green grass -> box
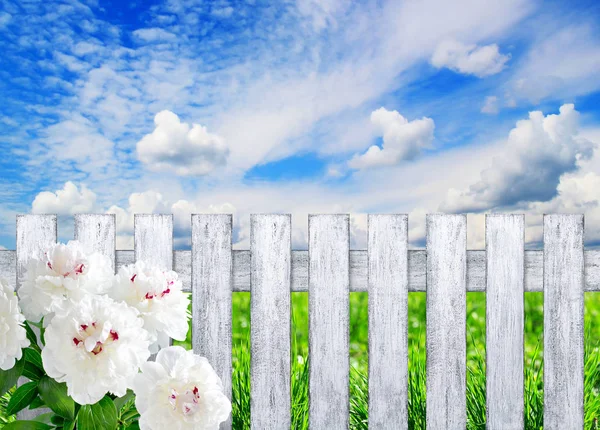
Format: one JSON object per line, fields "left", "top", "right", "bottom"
{"left": 3, "top": 292, "right": 600, "bottom": 429}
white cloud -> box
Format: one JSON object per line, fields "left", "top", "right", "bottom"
{"left": 440, "top": 104, "right": 595, "bottom": 213}
{"left": 0, "top": 12, "right": 11, "bottom": 28}
{"left": 31, "top": 181, "right": 97, "bottom": 215}
{"left": 136, "top": 110, "right": 229, "bottom": 176}
{"left": 132, "top": 28, "right": 177, "bottom": 42}
{"left": 507, "top": 24, "right": 600, "bottom": 103}
{"left": 431, "top": 39, "right": 510, "bottom": 77}
{"left": 481, "top": 96, "right": 499, "bottom": 114}
{"left": 42, "top": 113, "right": 115, "bottom": 170}
{"left": 106, "top": 190, "right": 237, "bottom": 249}
{"left": 211, "top": 6, "right": 234, "bottom": 18}
{"left": 72, "top": 41, "right": 103, "bottom": 56}
{"left": 348, "top": 107, "right": 434, "bottom": 170}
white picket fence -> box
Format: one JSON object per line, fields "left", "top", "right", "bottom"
{"left": 1, "top": 213, "right": 600, "bottom": 429}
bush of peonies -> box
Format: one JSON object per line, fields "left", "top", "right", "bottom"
{"left": 0, "top": 241, "right": 231, "bottom": 429}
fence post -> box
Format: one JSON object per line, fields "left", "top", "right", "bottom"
{"left": 485, "top": 214, "right": 524, "bottom": 429}
{"left": 543, "top": 214, "right": 584, "bottom": 428}
{"left": 74, "top": 214, "right": 116, "bottom": 272}
{"left": 308, "top": 214, "right": 350, "bottom": 429}
{"left": 425, "top": 214, "right": 467, "bottom": 429}
{"left": 191, "top": 214, "right": 232, "bottom": 430}
{"left": 15, "top": 214, "right": 56, "bottom": 420}
{"left": 250, "top": 214, "right": 291, "bottom": 429}
{"left": 368, "top": 214, "right": 408, "bottom": 429}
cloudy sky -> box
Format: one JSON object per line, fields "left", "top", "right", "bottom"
{"left": 1, "top": 0, "right": 599, "bottom": 250}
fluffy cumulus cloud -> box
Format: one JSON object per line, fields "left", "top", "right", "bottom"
{"left": 440, "top": 104, "right": 595, "bottom": 213}
{"left": 137, "top": 111, "right": 229, "bottom": 176}
{"left": 348, "top": 108, "right": 434, "bottom": 170}
{"left": 106, "top": 190, "right": 237, "bottom": 249}
{"left": 431, "top": 40, "right": 510, "bottom": 77}
{"left": 32, "top": 181, "right": 97, "bottom": 215}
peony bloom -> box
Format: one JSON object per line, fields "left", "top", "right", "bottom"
{"left": 0, "top": 277, "right": 30, "bottom": 370}
{"left": 18, "top": 241, "right": 114, "bottom": 322}
{"left": 41, "top": 294, "right": 151, "bottom": 405}
{"left": 133, "top": 346, "right": 231, "bottom": 430}
{"left": 109, "top": 261, "right": 190, "bottom": 352}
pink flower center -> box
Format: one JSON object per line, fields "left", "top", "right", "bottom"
{"left": 72, "top": 322, "right": 119, "bottom": 355}
{"left": 168, "top": 386, "right": 201, "bottom": 416}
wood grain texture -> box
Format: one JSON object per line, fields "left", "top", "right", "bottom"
{"left": 16, "top": 215, "right": 56, "bottom": 420}
{"left": 2, "top": 248, "right": 600, "bottom": 292}
{"left": 308, "top": 215, "right": 350, "bottom": 430}
{"left": 134, "top": 214, "right": 173, "bottom": 270}
{"left": 0, "top": 250, "right": 16, "bottom": 287}
{"left": 368, "top": 214, "right": 408, "bottom": 429}
{"left": 74, "top": 214, "right": 116, "bottom": 272}
{"left": 543, "top": 214, "right": 584, "bottom": 429}
{"left": 250, "top": 215, "right": 291, "bottom": 429}
{"left": 485, "top": 215, "right": 524, "bottom": 429}
{"left": 426, "top": 214, "right": 466, "bottom": 430}
{"left": 191, "top": 215, "right": 232, "bottom": 430}
{"left": 134, "top": 214, "right": 173, "bottom": 355}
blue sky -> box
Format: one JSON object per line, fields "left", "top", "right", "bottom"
{"left": 1, "top": 0, "right": 599, "bottom": 250}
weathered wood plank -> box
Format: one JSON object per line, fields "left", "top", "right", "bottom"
{"left": 486, "top": 214, "right": 524, "bottom": 429}
{"left": 2, "top": 249, "right": 600, "bottom": 292}
{"left": 544, "top": 214, "right": 584, "bottom": 429}
{"left": 16, "top": 214, "right": 56, "bottom": 420}
{"left": 308, "top": 214, "right": 350, "bottom": 430}
{"left": 191, "top": 215, "right": 232, "bottom": 430}
{"left": 368, "top": 214, "right": 408, "bottom": 429}
{"left": 134, "top": 214, "right": 173, "bottom": 270}
{"left": 74, "top": 214, "right": 116, "bottom": 272}
{"left": 250, "top": 215, "right": 291, "bottom": 429}
{"left": 0, "top": 250, "right": 16, "bottom": 287}
{"left": 134, "top": 214, "right": 173, "bottom": 354}
{"left": 426, "top": 214, "right": 466, "bottom": 430}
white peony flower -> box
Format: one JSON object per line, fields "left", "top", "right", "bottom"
{"left": 133, "top": 346, "right": 231, "bottom": 430}
{"left": 0, "top": 277, "right": 30, "bottom": 370}
{"left": 109, "top": 261, "right": 190, "bottom": 352}
{"left": 41, "top": 294, "right": 151, "bottom": 405}
{"left": 18, "top": 240, "right": 114, "bottom": 322}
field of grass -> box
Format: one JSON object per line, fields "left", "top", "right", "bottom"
{"left": 212, "top": 291, "right": 600, "bottom": 430}
{"left": 3, "top": 292, "right": 600, "bottom": 429}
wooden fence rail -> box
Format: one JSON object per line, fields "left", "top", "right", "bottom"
{"left": 1, "top": 213, "right": 599, "bottom": 429}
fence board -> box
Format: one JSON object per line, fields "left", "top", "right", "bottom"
{"left": 74, "top": 214, "right": 115, "bottom": 272}
{"left": 309, "top": 214, "right": 350, "bottom": 430}
{"left": 486, "top": 214, "right": 524, "bottom": 429}
{"left": 426, "top": 214, "right": 466, "bottom": 429}
{"left": 250, "top": 215, "right": 291, "bottom": 429}
{"left": 2, "top": 249, "right": 600, "bottom": 292}
{"left": 134, "top": 214, "right": 173, "bottom": 270}
{"left": 16, "top": 214, "right": 56, "bottom": 420}
{"left": 134, "top": 214, "right": 173, "bottom": 352}
{"left": 191, "top": 215, "right": 232, "bottom": 430}
{"left": 368, "top": 214, "right": 408, "bottom": 428}
{"left": 543, "top": 214, "right": 584, "bottom": 428}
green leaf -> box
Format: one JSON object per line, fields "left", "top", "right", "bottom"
{"left": 32, "top": 412, "right": 54, "bottom": 424}
{"left": 126, "top": 421, "right": 140, "bottom": 430}
{"left": 38, "top": 376, "right": 75, "bottom": 420}
{"left": 29, "top": 395, "right": 45, "bottom": 409}
{"left": 22, "top": 348, "right": 44, "bottom": 381}
{"left": 62, "top": 420, "right": 76, "bottom": 430}
{"left": 50, "top": 414, "right": 64, "bottom": 425}
{"left": 23, "top": 321, "right": 40, "bottom": 352}
{"left": 6, "top": 381, "right": 38, "bottom": 415}
{"left": 2, "top": 421, "right": 53, "bottom": 429}
{"left": 114, "top": 389, "right": 134, "bottom": 411}
{"left": 0, "top": 356, "right": 24, "bottom": 396}
{"left": 77, "top": 395, "right": 118, "bottom": 430}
